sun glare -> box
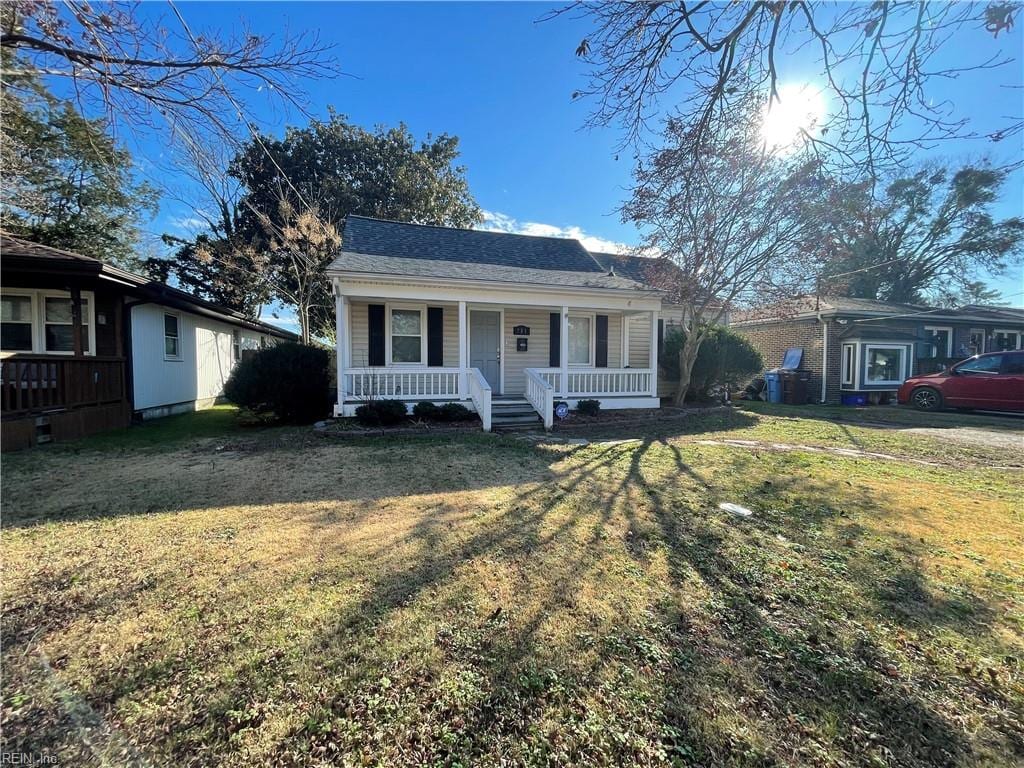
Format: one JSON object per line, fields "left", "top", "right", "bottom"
{"left": 760, "top": 83, "right": 827, "bottom": 152}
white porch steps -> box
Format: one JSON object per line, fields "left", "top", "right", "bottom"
{"left": 490, "top": 396, "right": 543, "bottom": 431}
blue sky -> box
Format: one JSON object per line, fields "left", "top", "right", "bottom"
{"left": 118, "top": 2, "right": 1023, "bottom": 327}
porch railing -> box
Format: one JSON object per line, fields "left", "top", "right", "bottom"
{"left": 1, "top": 355, "right": 127, "bottom": 417}
{"left": 533, "top": 367, "right": 653, "bottom": 397}
{"left": 524, "top": 368, "right": 554, "bottom": 430}
{"left": 343, "top": 367, "right": 462, "bottom": 399}
{"left": 467, "top": 367, "right": 492, "bottom": 432}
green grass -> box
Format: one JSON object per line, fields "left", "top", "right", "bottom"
{"left": 2, "top": 408, "right": 1022, "bottom": 767}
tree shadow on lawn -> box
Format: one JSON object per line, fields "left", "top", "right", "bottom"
{"left": 6, "top": 438, "right": 1018, "bottom": 766}
{"left": 256, "top": 440, "right": 1013, "bottom": 766}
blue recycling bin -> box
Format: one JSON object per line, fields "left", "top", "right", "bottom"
{"left": 764, "top": 370, "right": 783, "bottom": 403}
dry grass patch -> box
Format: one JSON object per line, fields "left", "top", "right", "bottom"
{"left": 2, "top": 413, "right": 1022, "bottom": 767}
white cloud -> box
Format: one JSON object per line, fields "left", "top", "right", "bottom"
{"left": 480, "top": 210, "right": 632, "bottom": 255}
{"left": 168, "top": 214, "right": 208, "bottom": 235}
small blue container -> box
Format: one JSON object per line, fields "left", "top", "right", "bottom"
{"left": 841, "top": 393, "right": 867, "bottom": 406}
{"left": 764, "top": 371, "right": 783, "bottom": 403}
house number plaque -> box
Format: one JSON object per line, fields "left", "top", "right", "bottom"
{"left": 513, "top": 325, "right": 530, "bottom": 336}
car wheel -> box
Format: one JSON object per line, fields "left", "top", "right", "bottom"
{"left": 911, "top": 387, "right": 943, "bottom": 411}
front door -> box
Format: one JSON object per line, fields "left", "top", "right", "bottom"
{"left": 470, "top": 310, "right": 501, "bottom": 393}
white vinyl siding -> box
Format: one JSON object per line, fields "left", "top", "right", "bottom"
{"left": 130, "top": 304, "right": 265, "bottom": 411}
{"left": 347, "top": 300, "right": 460, "bottom": 368}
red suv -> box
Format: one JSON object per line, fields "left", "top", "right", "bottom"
{"left": 898, "top": 351, "right": 1024, "bottom": 412}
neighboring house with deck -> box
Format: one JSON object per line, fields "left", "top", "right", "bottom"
{"left": 731, "top": 295, "right": 1024, "bottom": 404}
{"left": 1, "top": 236, "right": 295, "bottom": 449}
{"left": 328, "top": 216, "right": 686, "bottom": 430}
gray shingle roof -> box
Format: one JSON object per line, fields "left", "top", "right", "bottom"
{"left": 590, "top": 251, "right": 664, "bottom": 285}
{"left": 329, "top": 216, "right": 657, "bottom": 292}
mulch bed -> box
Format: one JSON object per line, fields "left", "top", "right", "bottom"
{"left": 315, "top": 419, "right": 487, "bottom": 439}
{"left": 552, "top": 404, "right": 730, "bottom": 430}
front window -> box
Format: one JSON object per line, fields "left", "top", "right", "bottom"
{"left": 44, "top": 296, "right": 90, "bottom": 353}
{"left": 968, "top": 329, "right": 986, "bottom": 356}
{"left": 1, "top": 295, "right": 33, "bottom": 351}
{"left": 924, "top": 326, "right": 952, "bottom": 357}
{"left": 391, "top": 308, "right": 422, "bottom": 363}
{"left": 954, "top": 355, "right": 1001, "bottom": 375}
{"left": 865, "top": 346, "right": 906, "bottom": 384}
{"left": 994, "top": 331, "right": 1021, "bottom": 351}
{"left": 568, "top": 316, "right": 592, "bottom": 366}
{"left": 164, "top": 314, "right": 181, "bottom": 359}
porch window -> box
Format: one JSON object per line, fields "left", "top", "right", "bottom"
{"left": 391, "top": 308, "right": 423, "bottom": 364}
{"left": 865, "top": 345, "right": 906, "bottom": 385}
{"left": 568, "top": 316, "right": 592, "bottom": 366}
{"left": 1, "top": 295, "right": 34, "bottom": 351}
{"left": 44, "top": 296, "right": 90, "bottom": 353}
{"left": 841, "top": 344, "right": 854, "bottom": 385}
{"left": 994, "top": 330, "right": 1021, "bottom": 351}
{"left": 164, "top": 313, "right": 181, "bottom": 360}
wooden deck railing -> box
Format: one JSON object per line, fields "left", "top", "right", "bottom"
{"left": 1, "top": 356, "right": 127, "bottom": 416}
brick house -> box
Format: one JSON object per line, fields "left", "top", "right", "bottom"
{"left": 731, "top": 296, "right": 1024, "bottom": 404}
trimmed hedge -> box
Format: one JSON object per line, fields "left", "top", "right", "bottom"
{"left": 355, "top": 399, "right": 409, "bottom": 427}
{"left": 224, "top": 343, "right": 331, "bottom": 423}
{"left": 412, "top": 401, "right": 476, "bottom": 422}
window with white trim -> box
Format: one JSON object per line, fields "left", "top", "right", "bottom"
{"left": 567, "top": 315, "right": 592, "bottom": 366}
{"left": 865, "top": 345, "right": 906, "bottom": 385}
{"left": 968, "top": 329, "right": 986, "bottom": 356}
{"left": 164, "top": 313, "right": 181, "bottom": 360}
{"left": 43, "top": 296, "right": 90, "bottom": 353}
{"left": 390, "top": 307, "right": 423, "bottom": 364}
{"left": 232, "top": 329, "right": 241, "bottom": 362}
{"left": 993, "top": 330, "right": 1022, "bottom": 351}
{"left": 0, "top": 290, "right": 95, "bottom": 354}
{"left": 923, "top": 325, "right": 953, "bottom": 357}
{"left": 1, "top": 294, "right": 34, "bottom": 351}
{"left": 841, "top": 344, "right": 855, "bottom": 385}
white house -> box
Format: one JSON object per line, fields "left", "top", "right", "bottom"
{"left": 328, "top": 216, "right": 685, "bottom": 430}
{"left": 1, "top": 236, "right": 296, "bottom": 448}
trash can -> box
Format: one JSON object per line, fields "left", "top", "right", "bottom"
{"left": 781, "top": 370, "right": 811, "bottom": 404}
{"left": 764, "top": 370, "right": 783, "bottom": 403}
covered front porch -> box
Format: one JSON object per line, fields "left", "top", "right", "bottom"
{"left": 332, "top": 277, "right": 664, "bottom": 430}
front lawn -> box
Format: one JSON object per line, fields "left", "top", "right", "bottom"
{"left": 3, "top": 408, "right": 1022, "bottom": 766}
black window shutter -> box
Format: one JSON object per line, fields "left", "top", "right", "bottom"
{"left": 595, "top": 315, "right": 609, "bottom": 368}
{"left": 657, "top": 319, "right": 664, "bottom": 358}
{"left": 549, "top": 313, "right": 560, "bottom": 367}
{"left": 368, "top": 304, "right": 385, "bottom": 366}
{"left": 427, "top": 307, "right": 443, "bottom": 366}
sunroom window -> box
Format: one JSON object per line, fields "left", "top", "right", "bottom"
{"left": 391, "top": 308, "right": 422, "bottom": 363}
{"left": 865, "top": 346, "right": 905, "bottom": 384}
{"left": 568, "top": 316, "right": 592, "bottom": 365}
{"left": 841, "top": 344, "right": 854, "bottom": 385}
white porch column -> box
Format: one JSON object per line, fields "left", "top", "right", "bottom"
{"left": 458, "top": 300, "right": 468, "bottom": 399}
{"left": 648, "top": 309, "right": 659, "bottom": 398}
{"left": 560, "top": 305, "right": 569, "bottom": 398}
{"left": 335, "top": 287, "right": 347, "bottom": 414}
{"left": 621, "top": 313, "right": 630, "bottom": 367}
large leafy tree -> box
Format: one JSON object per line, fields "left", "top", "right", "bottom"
{"left": 0, "top": 78, "right": 156, "bottom": 268}
{"left": 819, "top": 164, "right": 1024, "bottom": 304}
{"left": 154, "top": 113, "right": 481, "bottom": 340}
